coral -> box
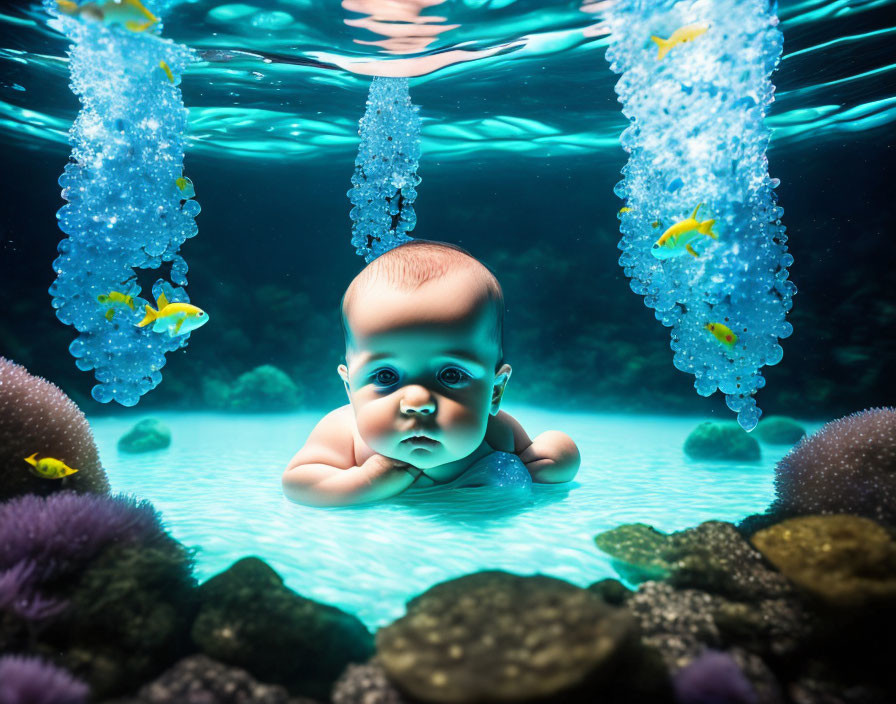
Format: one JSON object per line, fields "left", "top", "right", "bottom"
{"left": 118, "top": 419, "right": 171, "bottom": 454}
{"left": 0, "top": 654, "right": 88, "bottom": 704}
{"left": 755, "top": 416, "right": 805, "bottom": 445}
{"left": 593, "top": 523, "right": 672, "bottom": 582}
{"left": 684, "top": 422, "right": 761, "bottom": 462}
{"left": 228, "top": 365, "right": 302, "bottom": 411}
{"left": 750, "top": 515, "right": 896, "bottom": 609}
{"left": 0, "top": 357, "right": 107, "bottom": 501}
{"left": 605, "top": 0, "right": 794, "bottom": 430}
{"left": 376, "top": 570, "right": 670, "bottom": 703}
{"left": 672, "top": 650, "right": 759, "bottom": 704}
{"left": 0, "top": 492, "right": 196, "bottom": 698}
{"left": 191, "top": 557, "right": 373, "bottom": 700}
{"left": 45, "top": 0, "right": 199, "bottom": 406}
{"left": 770, "top": 408, "right": 896, "bottom": 526}
{"left": 348, "top": 77, "right": 421, "bottom": 263}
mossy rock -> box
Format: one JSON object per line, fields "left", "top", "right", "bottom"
{"left": 751, "top": 515, "right": 896, "bottom": 608}
{"left": 376, "top": 570, "right": 670, "bottom": 703}
{"left": 593, "top": 523, "right": 672, "bottom": 583}
{"left": 684, "top": 421, "right": 761, "bottom": 461}
{"left": 118, "top": 419, "right": 171, "bottom": 454}
{"left": 191, "top": 557, "right": 372, "bottom": 700}
{"left": 756, "top": 416, "right": 806, "bottom": 445}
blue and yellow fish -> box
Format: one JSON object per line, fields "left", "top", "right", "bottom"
{"left": 98, "top": 290, "right": 136, "bottom": 321}
{"left": 56, "top": 0, "right": 159, "bottom": 32}
{"left": 651, "top": 203, "right": 717, "bottom": 260}
{"left": 705, "top": 322, "right": 738, "bottom": 349}
{"left": 138, "top": 291, "right": 209, "bottom": 337}
{"left": 651, "top": 24, "right": 709, "bottom": 60}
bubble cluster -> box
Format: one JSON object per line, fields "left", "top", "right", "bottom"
{"left": 348, "top": 77, "right": 421, "bottom": 263}
{"left": 605, "top": 0, "right": 795, "bottom": 431}
{"left": 45, "top": 1, "right": 199, "bottom": 407}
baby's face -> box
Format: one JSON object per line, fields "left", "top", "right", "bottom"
{"left": 339, "top": 271, "right": 510, "bottom": 469}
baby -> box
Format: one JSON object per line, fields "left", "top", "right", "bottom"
{"left": 282, "top": 240, "right": 580, "bottom": 507}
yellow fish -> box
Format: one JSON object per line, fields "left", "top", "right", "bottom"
{"left": 56, "top": 0, "right": 158, "bottom": 33}
{"left": 705, "top": 322, "right": 738, "bottom": 349}
{"left": 24, "top": 453, "right": 79, "bottom": 479}
{"left": 618, "top": 206, "right": 632, "bottom": 214}
{"left": 159, "top": 60, "right": 174, "bottom": 83}
{"left": 98, "top": 290, "right": 136, "bottom": 321}
{"left": 651, "top": 24, "right": 709, "bottom": 61}
{"left": 175, "top": 176, "right": 195, "bottom": 199}
{"left": 138, "top": 291, "right": 209, "bottom": 337}
{"left": 651, "top": 203, "right": 717, "bottom": 260}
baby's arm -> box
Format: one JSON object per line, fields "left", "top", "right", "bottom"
{"left": 491, "top": 411, "right": 581, "bottom": 483}
{"left": 282, "top": 407, "right": 421, "bottom": 507}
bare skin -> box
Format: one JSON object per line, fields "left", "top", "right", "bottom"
{"left": 282, "top": 270, "right": 580, "bottom": 507}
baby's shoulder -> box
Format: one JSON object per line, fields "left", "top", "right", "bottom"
{"left": 294, "top": 404, "right": 359, "bottom": 469}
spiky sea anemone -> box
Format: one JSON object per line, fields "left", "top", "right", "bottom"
{"left": 771, "top": 408, "right": 896, "bottom": 526}
{"left": 0, "top": 357, "right": 108, "bottom": 501}
{"left": 0, "top": 654, "right": 88, "bottom": 704}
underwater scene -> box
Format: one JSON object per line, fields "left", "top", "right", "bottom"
{"left": 1, "top": 0, "right": 895, "bottom": 701}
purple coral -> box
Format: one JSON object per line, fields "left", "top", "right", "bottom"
{"left": 0, "top": 655, "right": 88, "bottom": 704}
{"left": 0, "top": 357, "right": 108, "bottom": 501}
{"left": 0, "top": 492, "right": 168, "bottom": 621}
{"left": 770, "top": 408, "right": 896, "bottom": 526}
{"left": 673, "top": 650, "right": 758, "bottom": 704}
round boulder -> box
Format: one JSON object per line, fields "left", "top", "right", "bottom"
{"left": 750, "top": 515, "right": 896, "bottom": 608}
{"left": 684, "top": 422, "right": 761, "bottom": 461}
{"left": 756, "top": 416, "right": 806, "bottom": 445}
{"left": 376, "top": 570, "right": 667, "bottom": 703}
{"left": 118, "top": 419, "right": 172, "bottom": 454}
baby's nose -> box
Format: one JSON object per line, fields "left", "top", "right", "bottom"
{"left": 399, "top": 386, "right": 436, "bottom": 415}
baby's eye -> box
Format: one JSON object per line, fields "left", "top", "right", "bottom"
{"left": 438, "top": 367, "right": 470, "bottom": 387}
{"left": 373, "top": 369, "right": 399, "bottom": 387}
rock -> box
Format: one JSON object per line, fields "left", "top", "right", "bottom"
{"left": 0, "top": 356, "right": 108, "bottom": 501}
{"left": 191, "top": 557, "right": 373, "bottom": 700}
{"left": 628, "top": 582, "right": 723, "bottom": 671}
{"left": 684, "top": 421, "right": 761, "bottom": 461}
{"left": 663, "top": 522, "right": 793, "bottom": 601}
{"left": 595, "top": 521, "right": 791, "bottom": 601}
{"left": 127, "top": 654, "right": 320, "bottom": 704}
{"left": 117, "top": 419, "right": 171, "bottom": 454}
{"left": 331, "top": 661, "right": 409, "bottom": 704}
{"left": 228, "top": 365, "right": 302, "bottom": 411}
{"left": 756, "top": 416, "right": 806, "bottom": 445}
{"left": 593, "top": 523, "right": 672, "bottom": 583}
{"left": 710, "top": 597, "right": 814, "bottom": 662}
{"left": 750, "top": 515, "right": 896, "bottom": 609}
{"left": 770, "top": 408, "right": 896, "bottom": 528}
{"left": 376, "top": 570, "right": 671, "bottom": 703}
{"left": 587, "top": 578, "right": 633, "bottom": 606}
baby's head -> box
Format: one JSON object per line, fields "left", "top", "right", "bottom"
{"left": 338, "top": 240, "right": 511, "bottom": 469}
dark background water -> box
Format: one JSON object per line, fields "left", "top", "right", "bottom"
{"left": 0, "top": 0, "right": 894, "bottom": 420}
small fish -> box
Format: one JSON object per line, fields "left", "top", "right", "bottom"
{"left": 138, "top": 291, "right": 209, "bottom": 337}
{"left": 24, "top": 453, "right": 79, "bottom": 479}
{"left": 618, "top": 206, "right": 632, "bottom": 214}
{"left": 651, "top": 203, "right": 717, "bottom": 260}
{"left": 651, "top": 220, "right": 661, "bottom": 228}
{"left": 56, "top": 0, "right": 158, "bottom": 33}
{"left": 705, "top": 322, "right": 738, "bottom": 349}
{"left": 175, "top": 176, "right": 195, "bottom": 199}
{"left": 159, "top": 60, "right": 174, "bottom": 83}
{"left": 651, "top": 24, "right": 708, "bottom": 61}
{"left": 98, "top": 290, "right": 136, "bottom": 321}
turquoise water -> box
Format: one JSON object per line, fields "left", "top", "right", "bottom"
{"left": 91, "top": 408, "right": 817, "bottom": 628}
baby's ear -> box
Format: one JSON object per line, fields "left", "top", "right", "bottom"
{"left": 337, "top": 364, "right": 351, "bottom": 400}
{"left": 490, "top": 363, "right": 512, "bottom": 415}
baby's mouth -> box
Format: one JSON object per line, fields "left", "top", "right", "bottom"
{"left": 401, "top": 434, "right": 439, "bottom": 446}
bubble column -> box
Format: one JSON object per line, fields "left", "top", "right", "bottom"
{"left": 46, "top": 2, "right": 199, "bottom": 406}
{"left": 605, "top": 0, "right": 795, "bottom": 430}
{"left": 348, "top": 77, "right": 422, "bottom": 263}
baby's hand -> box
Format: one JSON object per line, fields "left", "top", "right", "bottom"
{"left": 361, "top": 454, "right": 422, "bottom": 483}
